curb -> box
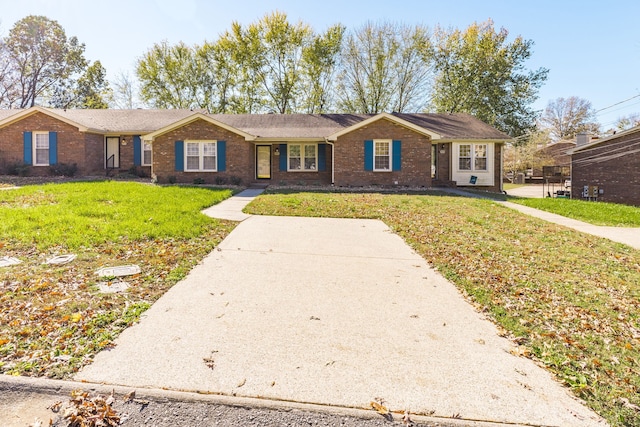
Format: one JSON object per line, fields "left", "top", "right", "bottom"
{"left": 1, "top": 375, "right": 522, "bottom": 427}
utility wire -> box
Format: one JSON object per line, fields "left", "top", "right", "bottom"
{"left": 594, "top": 93, "right": 640, "bottom": 114}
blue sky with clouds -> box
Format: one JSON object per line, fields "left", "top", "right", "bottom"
{"left": 3, "top": 0, "right": 639, "bottom": 128}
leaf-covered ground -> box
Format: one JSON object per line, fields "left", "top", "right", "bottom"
{"left": 0, "top": 182, "right": 236, "bottom": 379}
{"left": 246, "top": 191, "right": 640, "bottom": 427}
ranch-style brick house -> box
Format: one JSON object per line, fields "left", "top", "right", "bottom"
{"left": 569, "top": 127, "right": 640, "bottom": 206}
{"left": 0, "top": 106, "right": 511, "bottom": 191}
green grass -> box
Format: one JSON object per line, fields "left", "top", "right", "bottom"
{"left": 511, "top": 197, "right": 640, "bottom": 227}
{"left": 0, "top": 181, "right": 232, "bottom": 248}
{"left": 0, "top": 181, "right": 236, "bottom": 378}
{"left": 246, "top": 192, "right": 640, "bottom": 427}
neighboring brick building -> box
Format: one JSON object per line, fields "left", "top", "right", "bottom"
{"left": 570, "top": 127, "right": 640, "bottom": 206}
{"left": 0, "top": 107, "right": 510, "bottom": 192}
{"left": 532, "top": 140, "right": 575, "bottom": 182}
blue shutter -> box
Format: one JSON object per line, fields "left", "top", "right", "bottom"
{"left": 279, "top": 144, "right": 287, "bottom": 171}
{"left": 49, "top": 132, "right": 58, "bottom": 165}
{"left": 133, "top": 135, "right": 142, "bottom": 166}
{"left": 364, "top": 140, "right": 373, "bottom": 171}
{"left": 217, "top": 141, "right": 226, "bottom": 172}
{"left": 392, "top": 140, "right": 401, "bottom": 171}
{"left": 318, "top": 143, "right": 326, "bottom": 171}
{"left": 23, "top": 132, "right": 33, "bottom": 165}
{"left": 175, "top": 141, "right": 184, "bottom": 171}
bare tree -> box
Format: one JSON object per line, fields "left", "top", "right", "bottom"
{"left": 111, "top": 71, "right": 141, "bottom": 109}
{"left": 540, "top": 96, "right": 600, "bottom": 140}
{"left": 613, "top": 112, "right": 640, "bottom": 132}
{"left": 336, "top": 21, "right": 432, "bottom": 114}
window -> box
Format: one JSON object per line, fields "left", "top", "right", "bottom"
{"left": 34, "top": 132, "right": 50, "bottom": 166}
{"left": 142, "top": 142, "right": 152, "bottom": 166}
{"left": 288, "top": 143, "right": 317, "bottom": 171}
{"left": 374, "top": 140, "right": 391, "bottom": 171}
{"left": 458, "top": 144, "right": 487, "bottom": 171}
{"left": 185, "top": 141, "right": 217, "bottom": 172}
{"left": 474, "top": 144, "right": 487, "bottom": 170}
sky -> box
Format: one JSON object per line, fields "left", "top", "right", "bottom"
{"left": 2, "top": 0, "right": 639, "bottom": 129}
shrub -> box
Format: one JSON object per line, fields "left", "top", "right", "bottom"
{"left": 168, "top": 176, "right": 177, "bottom": 184}
{"left": 49, "top": 163, "right": 78, "bottom": 177}
{"left": 5, "top": 162, "right": 31, "bottom": 177}
{"left": 193, "top": 177, "right": 205, "bottom": 185}
{"left": 215, "top": 176, "right": 228, "bottom": 185}
{"left": 128, "top": 166, "right": 148, "bottom": 178}
{"left": 230, "top": 176, "right": 242, "bottom": 186}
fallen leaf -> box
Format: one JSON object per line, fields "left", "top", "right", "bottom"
{"left": 70, "top": 313, "right": 82, "bottom": 323}
{"left": 619, "top": 397, "right": 640, "bottom": 412}
{"left": 124, "top": 390, "right": 136, "bottom": 402}
{"left": 370, "top": 400, "right": 389, "bottom": 415}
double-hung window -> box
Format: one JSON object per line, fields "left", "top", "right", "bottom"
{"left": 288, "top": 143, "right": 317, "bottom": 171}
{"left": 142, "top": 141, "right": 152, "bottom": 166}
{"left": 185, "top": 140, "right": 217, "bottom": 172}
{"left": 34, "top": 132, "right": 50, "bottom": 166}
{"left": 474, "top": 144, "right": 487, "bottom": 170}
{"left": 458, "top": 144, "right": 487, "bottom": 171}
{"left": 374, "top": 140, "right": 391, "bottom": 171}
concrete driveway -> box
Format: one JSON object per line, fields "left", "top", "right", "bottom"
{"left": 76, "top": 211, "right": 605, "bottom": 426}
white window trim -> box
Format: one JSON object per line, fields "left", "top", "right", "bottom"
{"left": 33, "top": 131, "right": 50, "bottom": 166}
{"left": 457, "top": 143, "right": 488, "bottom": 173}
{"left": 142, "top": 141, "right": 152, "bottom": 166}
{"left": 287, "top": 143, "right": 318, "bottom": 172}
{"left": 373, "top": 139, "right": 392, "bottom": 172}
{"left": 184, "top": 140, "right": 217, "bottom": 172}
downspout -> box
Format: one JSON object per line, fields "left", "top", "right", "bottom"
{"left": 325, "top": 138, "right": 335, "bottom": 185}
{"left": 143, "top": 136, "right": 157, "bottom": 183}
{"left": 500, "top": 142, "right": 505, "bottom": 193}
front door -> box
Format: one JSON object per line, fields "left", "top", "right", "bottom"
{"left": 105, "top": 137, "right": 120, "bottom": 169}
{"left": 256, "top": 145, "right": 271, "bottom": 179}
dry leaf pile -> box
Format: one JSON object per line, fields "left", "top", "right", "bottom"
{"left": 55, "top": 389, "right": 121, "bottom": 427}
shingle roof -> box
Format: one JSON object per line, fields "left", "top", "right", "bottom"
{"left": 54, "top": 109, "right": 206, "bottom": 133}
{"left": 394, "top": 113, "right": 511, "bottom": 140}
{"left": 210, "top": 114, "right": 363, "bottom": 138}
{"left": 0, "top": 108, "right": 511, "bottom": 140}
{"left": 212, "top": 112, "right": 510, "bottom": 140}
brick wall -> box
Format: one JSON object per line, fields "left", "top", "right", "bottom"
{"left": 572, "top": 130, "right": 640, "bottom": 206}
{"left": 0, "top": 112, "right": 97, "bottom": 175}
{"left": 269, "top": 144, "right": 333, "bottom": 185}
{"left": 333, "top": 119, "right": 431, "bottom": 187}
{"left": 152, "top": 119, "right": 254, "bottom": 185}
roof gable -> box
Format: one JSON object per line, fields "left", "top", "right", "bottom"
{"left": 0, "top": 106, "right": 89, "bottom": 131}
{"left": 327, "top": 113, "right": 442, "bottom": 141}
{"left": 142, "top": 113, "right": 256, "bottom": 142}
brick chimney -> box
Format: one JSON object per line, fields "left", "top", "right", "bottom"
{"left": 576, "top": 132, "right": 591, "bottom": 146}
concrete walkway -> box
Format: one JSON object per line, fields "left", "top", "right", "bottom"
{"left": 74, "top": 190, "right": 606, "bottom": 426}
{"left": 201, "top": 188, "right": 265, "bottom": 221}
{"left": 499, "top": 185, "right": 640, "bottom": 250}
{"left": 499, "top": 201, "right": 640, "bottom": 250}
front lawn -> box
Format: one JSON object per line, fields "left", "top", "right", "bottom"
{"left": 246, "top": 192, "right": 640, "bottom": 427}
{"left": 0, "top": 182, "right": 235, "bottom": 378}
{"left": 511, "top": 197, "right": 640, "bottom": 227}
